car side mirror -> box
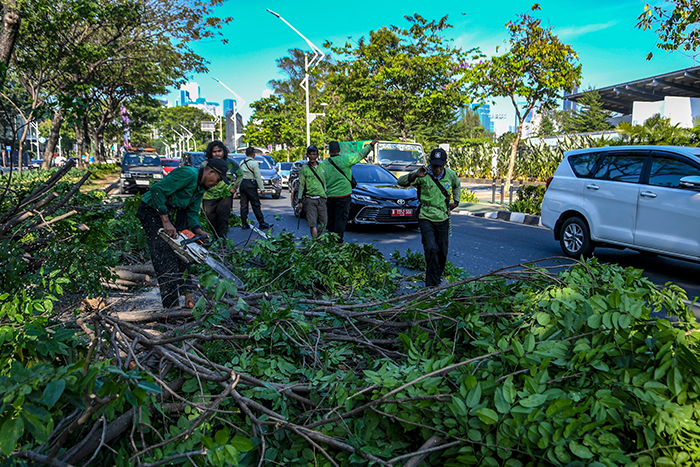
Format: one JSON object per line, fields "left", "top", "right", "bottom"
{"left": 679, "top": 176, "right": 700, "bottom": 190}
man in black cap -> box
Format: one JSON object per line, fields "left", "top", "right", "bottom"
{"left": 136, "top": 158, "right": 229, "bottom": 308}
{"left": 397, "top": 148, "right": 461, "bottom": 287}
{"left": 322, "top": 137, "right": 379, "bottom": 243}
{"left": 234, "top": 147, "right": 272, "bottom": 230}
{"left": 297, "top": 144, "right": 327, "bottom": 238}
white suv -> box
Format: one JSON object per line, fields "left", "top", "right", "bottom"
{"left": 541, "top": 145, "right": 700, "bottom": 260}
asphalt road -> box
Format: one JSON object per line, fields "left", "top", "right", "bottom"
{"left": 229, "top": 191, "right": 700, "bottom": 300}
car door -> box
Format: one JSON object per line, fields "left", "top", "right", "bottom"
{"left": 584, "top": 150, "right": 647, "bottom": 244}
{"left": 634, "top": 151, "right": 700, "bottom": 257}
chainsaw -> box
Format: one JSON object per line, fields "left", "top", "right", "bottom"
{"left": 158, "top": 229, "right": 244, "bottom": 290}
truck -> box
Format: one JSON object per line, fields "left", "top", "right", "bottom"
{"left": 337, "top": 140, "right": 425, "bottom": 178}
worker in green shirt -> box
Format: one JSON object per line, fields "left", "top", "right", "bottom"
{"left": 233, "top": 147, "right": 272, "bottom": 230}
{"left": 297, "top": 144, "right": 326, "bottom": 238}
{"left": 201, "top": 141, "right": 240, "bottom": 239}
{"left": 323, "top": 137, "right": 379, "bottom": 243}
{"left": 397, "top": 148, "right": 461, "bottom": 288}
{"left": 136, "top": 158, "right": 229, "bottom": 308}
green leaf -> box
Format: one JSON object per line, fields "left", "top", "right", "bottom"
{"left": 42, "top": 379, "right": 66, "bottom": 409}
{"left": 519, "top": 393, "right": 547, "bottom": 408}
{"left": 231, "top": 436, "right": 254, "bottom": 452}
{"left": 524, "top": 333, "right": 535, "bottom": 352}
{"left": 476, "top": 408, "right": 499, "bottom": 425}
{"left": 494, "top": 388, "right": 511, "bottom": 414}
{"left": 512, "top": 340, "right": 524, "bottom": 358}
{"left": 0, "top": 417, "right": 24, "bottom": 455}
{"left": 503, "top": 376, "right": 516, "bottom": 404}
{"left": 466, "top": 383, "right": 482, "bottom": 408}
{"left": 137, "top": 380, "right": 162, "bottom": 394}
{"left": 215, "top": 428, "right": 229, "bottom": 445}
{"left": 569, "top": 440, "right": 593, "bottom": 459}
{"left": 587, "top": 313, "right": 602, "bottom": 329}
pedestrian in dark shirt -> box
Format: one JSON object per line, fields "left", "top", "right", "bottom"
{"left": 136, "top": 158, "right": 229, "bottom": 308}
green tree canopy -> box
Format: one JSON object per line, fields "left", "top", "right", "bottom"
{"left": 637, "top": 0, "right": 700, "bottom": 59}
{"left": 326, "top": 14, "right": 481, "bottom": 142}
{"left": 563, "top": 89, "right": 612, "bottom": 134}
{"left": 468, "top": 5, "right": 581, "bottom": 191}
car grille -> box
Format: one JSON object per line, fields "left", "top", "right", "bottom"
{"left": 355, "top": 207, "right": 418, "bottom": 224}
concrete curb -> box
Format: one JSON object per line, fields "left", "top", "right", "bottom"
{"left": 454, "top": 209, "right": 543, "bottom": 227}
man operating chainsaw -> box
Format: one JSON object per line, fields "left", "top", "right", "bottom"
{"left": 136, "top": 158, "right": 229, "bottom": 309}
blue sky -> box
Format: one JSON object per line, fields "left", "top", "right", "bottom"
{"left": 166, "top": 0, "right": 699, "bottom": 134}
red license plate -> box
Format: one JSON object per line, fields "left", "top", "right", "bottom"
{"left": 391, "top": 209, "right": 413, "bottom": 217}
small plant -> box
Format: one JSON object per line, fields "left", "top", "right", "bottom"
{"left": 460, "top": 189, "right": 479, "bottom": 203}
{"left": 509, "top": 184, "right": 546, "bottom": 215}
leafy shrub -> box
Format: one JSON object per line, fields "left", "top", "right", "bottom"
{"left": 460, "top": 188, "right": 479, "bottom": 203}
{"left": 509, "top": 184, "right": 546, "bottom": 215}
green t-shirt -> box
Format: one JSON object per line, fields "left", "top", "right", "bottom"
{"left": 299, "top": 163, "right": 326, "bottom": 198}
{"left": 141, "top": 166, "right": 206, "bottom": 230}
{"left": 203, "top": 158, "right": 241, "bottom": 200}
{"left": 321, "top": 145, "right": 371, "bottom": 198}
{"left": 397, "top": 168, "right": 461, "bottom": 223}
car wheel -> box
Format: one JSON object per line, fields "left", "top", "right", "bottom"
{"left": 559, "top": 216, "right": 594, "bottom": 258}
{"left": 272, "top": 190, "right": 281, "bottom": 200}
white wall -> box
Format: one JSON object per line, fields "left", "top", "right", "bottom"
{"left": 632, "top": 96, "right": 700, "bottom": 128}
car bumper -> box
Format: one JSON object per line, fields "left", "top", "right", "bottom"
{"left": 350, "top": 204, "right": 419, "bottom": 225}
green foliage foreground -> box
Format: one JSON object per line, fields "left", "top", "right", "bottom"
{"left": 3, "top": 243, "right": 700, "bottom": 466}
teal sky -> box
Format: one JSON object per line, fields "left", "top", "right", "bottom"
{"left": 166, "top": 0, "right": 698, "bottom": 134}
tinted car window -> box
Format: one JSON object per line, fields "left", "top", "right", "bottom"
{"left": 592, "top": 153, "right": 646, "bottom": 183}
{"left": 568, "top": 152, "right": 602, "bottom": 178}
{"left": 648, "top": 155, "right": 700, "bottom": 188}
{"left": 280, "top": 163, "right": 293, "bottom": 170}
{"left": 352, "top": 164, "right": 398, "bottom": 184}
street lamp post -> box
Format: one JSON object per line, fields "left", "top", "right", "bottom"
{"left": 212, "top": 77, "right": 245, "bottom": 153}
{"left": 267, "top": 9, "right": 325, "bottom": 147}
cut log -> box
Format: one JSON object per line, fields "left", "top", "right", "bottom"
{"left": 110, "top": 268, "right": 151, "bottom": 283}
{"left": 115, "top": 263, "right": 156, "bottom": 275}
{"left": 116, "top": 309, "right": 194, "bottom": 323}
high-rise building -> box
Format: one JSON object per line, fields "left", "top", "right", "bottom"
{"left": 563, "top": 85, "right": 579, "bottom": 113}
{"left": 181, "top": 82, "right": 200, "bottom": 102}
{"left": 179, "top": 90, "right": 191, "bottom": 106}
{"left": 223, "top": 99, "right": 236, "bottom": 115}
{"left": 469, "top": 103, "right": 494, "bottom": 133}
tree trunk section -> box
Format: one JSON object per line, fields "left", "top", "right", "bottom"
{"left": 0, "top": 0, "right": 20, "bottom": 86}
{"left": 505, "top": 123, "right": 524, "bottom": 193}
{"left": 42, "top": 108, "right": 63, "bottom": 169}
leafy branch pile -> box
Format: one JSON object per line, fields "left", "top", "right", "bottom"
{"left": 3, "top": 242, "right": 700, "bottom": 466}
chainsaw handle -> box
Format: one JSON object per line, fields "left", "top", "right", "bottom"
{"left": 181, "top": 234, "right": 208, "bottom": 246}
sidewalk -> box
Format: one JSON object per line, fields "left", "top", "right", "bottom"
{"left": 453, "top": 181, "right": 544, "bottom": 227}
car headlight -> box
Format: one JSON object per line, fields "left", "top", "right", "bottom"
{"left": 153, "top": 174, "right": 162, "bottom": 179}
{"left": 122, "top": 173, "right": 132, "bottom": 178}
{"left": 351, "top": 194, "right": 378, "bottom": 204}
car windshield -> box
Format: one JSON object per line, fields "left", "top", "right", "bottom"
{"left": 161, "top": 159, "right": 179, "bottom": 167}
{"left": 124, "top": 154, "right": 161, "bottom": 166}
{"left": 352, "top": 164, "right": 399, "bottom": 184}
{"left": 376, "top": 143, "right": 424, "bottom": 165}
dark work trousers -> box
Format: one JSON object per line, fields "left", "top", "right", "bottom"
{"left": 202, "top": 196, "right": 233, "bottom": 239}
{"left": 326, "top": 195, "right": 352, "bottom": 243}
{"left": 239, "top": 179, "right": 265, "bottom": 225}
{"left": 136, "top": 203, "right": 188, "bottom": 308}
{"left": 418, "top": 218, "right": 450, "bottom": 287}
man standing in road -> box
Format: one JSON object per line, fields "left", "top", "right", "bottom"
{"left": 323, "top": 137, "right": 379, "bottom": 243}
{"left": 136, "top": 158, "right": 229, "bottom": 309}
{"left": 297, "top": 144, "right": 326, "bottom": 238}
{"left": 397, "top": 148, "right": 460, "bottom": 288}
{"left": 234, "top": 147, "right": 272, "bottom": 230}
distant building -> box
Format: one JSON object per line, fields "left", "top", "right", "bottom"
{"left": 470, "top": 103, "right": 494, "bottom": 133}
{"left": 189, "top": 102, "right": 221, "bottom": 117}
{"left": 179, "top": 90, "right": 191, "bottom": 106}
{"left": 563, "top": 85, "right": 579, "bottom": 113}
{"left": 223, "top": 99, "right": 236, "bottom": 115}
{"left": 181, "top": 82, "right": 200, "bottom": 102}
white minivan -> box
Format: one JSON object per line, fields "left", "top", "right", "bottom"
{"left": 541, "top": 145, "right": 700, "bottom": 260}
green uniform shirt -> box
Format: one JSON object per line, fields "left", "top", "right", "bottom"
{"left": 142, "top": 166, "right": 206, "bottom": 230}
{"left": 203, "top": 158, "right": 240, "bottom": 200}
{"left": 298, "top": 162, "right": 326, "bottom": 198}
{"left": 397, "top": 168, "right": 461, "bottom": 223}
{"left": 322, "top": 145, "right": 372, "bottom": 198}
{"left": 234, "top": 156, "right": 264, "bottom": 190}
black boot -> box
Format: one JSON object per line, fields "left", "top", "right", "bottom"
{"left": 241, "top": 221, "right": 250, "bottom": 230}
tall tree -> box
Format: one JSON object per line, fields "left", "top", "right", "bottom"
{"left": 468, "top": 5, "right": 581, "bottom": 191}
{"left": 326, "top": 14, "right": 480, "bottom": 142}
{"left": 637, "top": 0, "right": 700, "bottom": 59}
{"left": 563, "top": 89, "right": 612, "bottom": 134}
